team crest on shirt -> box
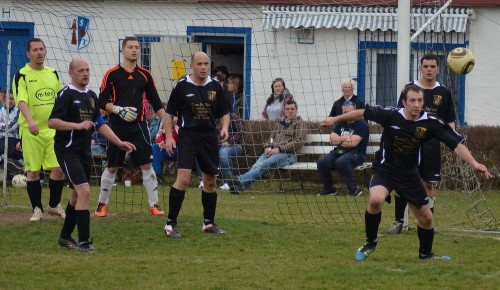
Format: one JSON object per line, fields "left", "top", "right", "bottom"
{"left": 415, "top": 127, "right": 427, "bottom": 139}
{"left": 207, "top": 91, "right": 216, "bottom": 101}
{"left": 433, "top": 95, "right": 443, "bottom": 106}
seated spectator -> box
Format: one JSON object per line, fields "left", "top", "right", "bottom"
{"left": 227, "top": 74, "right": 244, "bottom": 118}
{"left": 148, "top": 104, "right": 162, "bottom": 143}
{"left": 217, "top": 111, "right": 243, "bottom": 191}
{"left": 91, "top": 110, "right": 109, "bottom": 157}
{"left": 0, "top": 91, "right": 23, "bottom": 173}
{"left": 317, "top": 101, "right": 369, "bottom": 196}
{"left": 230, "top": 100, "right": 306, "bottom": 194}
{"left": 262, "top": 78, "right": 294, "bottom": 120}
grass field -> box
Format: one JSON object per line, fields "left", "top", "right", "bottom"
{"left": 1, "top": 185, "right": 499, "bottom": 289}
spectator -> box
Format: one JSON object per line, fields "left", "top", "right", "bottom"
{"left": 317, "top": 101, "right": 368, "bottom": 196}
{"left": 227, "top": 74, "right": 244, "bottom": 118}
{"left": 0, "top": 90, "right": 23, "bottom": 172}
{"left": 329, "top": 79, "right": 365, "bottom": 117}
{"left": 231, "top": 100, "right": 306, "bottom": 194}
{"left": 217, "top": 111, "right": 243, "bottom": 191}
{"left": 0, "top": 87, "right": 5, "bottom": 110}
{"left": 262, "top": 78, "right": 294, "bottom": 120}
{"left": 152, "top": 118, "right": 178, "bottom": 184}
{"left": 90, "top": 109, "right": 108, "bottom": 157}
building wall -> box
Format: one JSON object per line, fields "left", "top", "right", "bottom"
{"left": 1, "top": 1, "right": 498, "bottom": 124}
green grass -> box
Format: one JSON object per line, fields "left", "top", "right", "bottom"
{"left": 1, "top": 186, "right": 499, "bottom": 289}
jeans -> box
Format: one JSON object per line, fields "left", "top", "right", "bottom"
{"left": 219, "top": 145, "right": 243, "bottom": 183}
{"left": 152, "top": 143, "right": 178, "bottom": 176}
{"left": 238, "top": 153, "right": 295, "bottom": 189}
{"left": 317, "top": 151, "right": 364, "bottom": 193}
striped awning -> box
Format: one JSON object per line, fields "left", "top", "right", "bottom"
{"left": 262, "top": 5, "right": 473, "bottom": 33}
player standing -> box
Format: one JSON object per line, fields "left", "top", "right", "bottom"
{"left": 12, "top": 38, "right": 66, "bottom": 222}
{"left": 321, "top": 85, "right": 491, "bottom": 261}
{"left": 94, "top": 36, "right": 168, "bottom": 216}
{"left": 49, "top": 59, "right": 135, "bottom": 252}
{"left": 388, "top": 54, "right": 456, "bottom": 234}
{"left": 162, "top": 51, "right": 230, "bottom": 238}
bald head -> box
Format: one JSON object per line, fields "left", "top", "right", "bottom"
{"left": 190, "top": 52, "right": 210, "bottom": 83}
{"left": 69, "top": 58, "right": 90, "bottom": 90}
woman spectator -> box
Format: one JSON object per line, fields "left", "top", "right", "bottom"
{"left": 262, "top": 78, "right": 294, "bottom": 120}
{"left": 227, "top": 74, "right": 244, "bottom": 117}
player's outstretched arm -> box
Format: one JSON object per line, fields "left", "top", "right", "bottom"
{"left": 97, "top": 124, "right": 136, "bottom": 153}
{"left": 320, "top": 109, "right": 365, "bottom": 127}
{"left": 48, "top": 118, "right": 95, "bottom": 131}
{"left": 454, "top": 143, "right": 492, "bottom": 179}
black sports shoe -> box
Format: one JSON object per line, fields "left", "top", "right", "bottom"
{"left": 419, "top": 253, "right": 451, "bottom": 261}
{"left": 78, "top": 241, "right": 98, "bottom": 252}
{"left": 318, "top": 188, "right": 337, "bottom": 196}
{"left": 229, "top": 179, "right": 244, "bottom": 195}
{"left": 349, "top": 186, "right": 363, "bottom": 197}
{"left": 57, "top": 236, "right": 78, "bottom": 250}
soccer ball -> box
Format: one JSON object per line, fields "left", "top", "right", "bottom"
{"left": 446, "top": 48, "right": 475, "bottom": 75}
{"left": 12, "top": 174, "right": 27, "bottom": 188}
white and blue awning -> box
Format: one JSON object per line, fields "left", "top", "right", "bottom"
{"left": 262, "top": 5, "right": 473, "bottom": 33}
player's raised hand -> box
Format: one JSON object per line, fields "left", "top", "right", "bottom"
{"left": 77, "top": 120, "right": 95, "bottom": 130}
{"left": 118, "top": 141, "right": 136, "bottom": 153}
{"left": 112, "top": 105, "right": 138, "bottom": 122}
{"left": 320, "top": 116, "right": 337, "bottom": 127}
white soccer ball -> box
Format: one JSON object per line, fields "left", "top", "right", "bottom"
{"left": 446, "top": 47, "right": 475, "bottom": 75}
{"left": 12, "top": 174, "right": 27, "bottom": 188}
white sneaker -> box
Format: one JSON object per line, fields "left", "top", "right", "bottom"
{"left": 47, "top": 203, "right": 66, "bottom": 219}
{"left": 198, "top": 181, "right": 204, "bottom": 188}
{"left": 30, "top": 207, "right": 43, "bottom": 222}
{"left": 219, "top": 183, "right": 230, "bottom": 191}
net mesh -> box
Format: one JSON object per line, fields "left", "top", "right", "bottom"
{"left": 0, "top": 0, "right": 497, "bottom": 231}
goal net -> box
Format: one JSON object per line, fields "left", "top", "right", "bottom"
{"left": 0, "top": 0, "right": 496, "bottom": 231}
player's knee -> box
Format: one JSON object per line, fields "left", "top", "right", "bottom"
{"left": 368, "top": 196, "right": 385, "bottom": 211}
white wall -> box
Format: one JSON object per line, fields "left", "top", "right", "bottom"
{"left": 1, "top": 1, "right": 497, "bottom": 124}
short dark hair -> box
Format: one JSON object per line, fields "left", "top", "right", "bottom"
{"left": 285, "top": 99, "right": 297, "bottom": 109}
{"left": 122, "top": 36, "right": 139, "bottom": 48}
{"left": 420, "top": 54, "right": 440, "bottom": 66}
{"left": 402, "top": 84, "right": 424, "bottom": 101}
{"left": 27, "top": 38, "right": 45, "bottom": 51}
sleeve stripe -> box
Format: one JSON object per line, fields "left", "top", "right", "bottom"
{"left": 100, "top": 65, "right": 119, "bottom": 93}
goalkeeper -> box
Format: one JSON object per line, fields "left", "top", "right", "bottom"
{"left": 95, "top": 36, "right": 167, "bottom": 217}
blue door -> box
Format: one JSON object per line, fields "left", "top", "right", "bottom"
{"left": 0, "top": 22, "right": 34, "bottom": 91}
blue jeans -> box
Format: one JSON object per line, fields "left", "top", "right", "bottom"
{"left": 317, "top": 151, "right": 364, "bottom": 193}
{"left": 219, "top": 145, "right": 243, "bottom": 183}
{"left": 238, "top": 153, "right": 295, "bottom": 189}
{"left": 152, "top": 143, "right": 178, "bottom": 176}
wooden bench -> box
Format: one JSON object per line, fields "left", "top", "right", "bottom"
{"left": 279, "top": 133, "right": 381, "bottom": 190}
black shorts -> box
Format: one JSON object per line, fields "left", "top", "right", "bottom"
{"left": 370, "top": 166, "right": 430, "bottom": 208}
{"left": 418, "top": 138, "right": 441, "bottom": 182}
{"left": 107, "top": 122, "right": 152, "bottom": 167}
{"left": 177, "top": 129, "right": 219, "bottom": 176}
{"left": 55, "top": 149, "right": 91, "bottom": 187}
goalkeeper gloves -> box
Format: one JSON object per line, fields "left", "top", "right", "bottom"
{"left": 112, "top": 106, "right": 138, "bottom": 122}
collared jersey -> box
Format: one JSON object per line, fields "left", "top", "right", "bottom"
{"left": 398, "top": 80, "right": 456, "bottom": 124}
{"left": 50, "top": 84, "right": 101, "bottom": 155}
{"left": 12, "top": 63, "right": 62, "bottom": 132}
{"left": 166, "top": 75, "right": 229, "bottom": 132}
{"left": 364, "top": 105, "right": 463, "bottom": 172}
{"left": 99, "top": 64, "right": 163, "bottom": 124}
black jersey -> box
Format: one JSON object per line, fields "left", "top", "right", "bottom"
{"left": 166, "top": 75, "right": 229, "bottom": 132}
{"left": 364, "top": 105, "right": 464, "bottom": 172}
{"left": 398, "top": 80, "right": 456, "bottom": 123}
{"left": 99, "top": 64, "right": 163, "bottom": 124}
{"left": 329, "top": 95, "right": 365, "bottom": 117}
{"left": 50, "top": 84, "right": 101, "bottom": 155}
